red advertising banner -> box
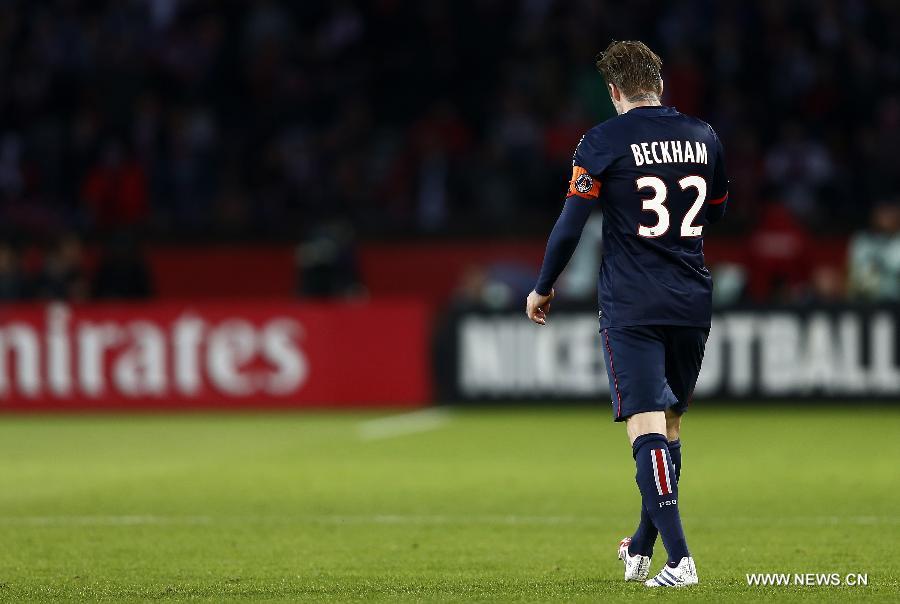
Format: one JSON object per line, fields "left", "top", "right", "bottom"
{"left": 0, "top": 301, "right": 431, "bottom": 411}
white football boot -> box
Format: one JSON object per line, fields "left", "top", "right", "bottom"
{"left": 617, "top": 537, "right": 651, "bottom": 582}
{"left": 644, "top": 556, "right": 698, "bottom": 587}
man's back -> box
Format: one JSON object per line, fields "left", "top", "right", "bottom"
{"left": 574, "top": 106, "right": 728, "bottom": 328}
{"left": 525, "top": 39, "right": 727, "bottom": 589}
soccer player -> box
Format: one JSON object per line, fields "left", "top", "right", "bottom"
{"left": 525, "top": 40, "right": 728, "bottom": 588}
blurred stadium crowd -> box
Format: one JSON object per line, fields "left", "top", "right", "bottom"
{"left": 0, "top": 0, "right": 898, "bottom": 304}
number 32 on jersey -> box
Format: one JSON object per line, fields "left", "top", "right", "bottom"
{"left": 635, "top": 175, "right": 706, "bottom": 238}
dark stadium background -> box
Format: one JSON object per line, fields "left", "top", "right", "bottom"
{"left": 0, "top": 0, "right": 897, "bottom": 407}
{"left": 0, "top": 2, "right": 898, "bottom": 602}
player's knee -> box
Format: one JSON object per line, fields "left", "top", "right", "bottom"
{"left": 626, "top": 411, "right": 667, "bottom": 444}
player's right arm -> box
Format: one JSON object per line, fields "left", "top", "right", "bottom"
{"left": 705, "top": 132, "right": 729, "bottom": 223}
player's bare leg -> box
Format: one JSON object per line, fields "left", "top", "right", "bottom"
{"left": 625, "top": 406, "right": 684, "bottom": 569}
{"left": 624, "top": 411, "right": 697, "bottom": 587}
{"left": 626, "top": 410, "right": 666, "bottom": 445}
{"left": 617, "top": 412, "right": 666, "bottom": 581}
{"left": 665, "top": 407, "right": 681, "bottom": 442}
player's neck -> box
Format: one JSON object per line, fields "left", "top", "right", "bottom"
{"left": 620, "top": 96, "right": 662, "bottom": 114}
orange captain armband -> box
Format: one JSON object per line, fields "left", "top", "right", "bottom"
{"left": 567, "top": 165, "right": 601, "bottom": 199}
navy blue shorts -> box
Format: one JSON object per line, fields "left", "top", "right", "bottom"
{"left": 601, "top": 325, "right": 709, "bottom": 422}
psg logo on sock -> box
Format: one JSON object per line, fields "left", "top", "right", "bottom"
{"left": 575, "top": 173, "right": 594, "bottom": 194}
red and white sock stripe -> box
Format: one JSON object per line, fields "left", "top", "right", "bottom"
{"left": 651, "top": 448, "right": 672, "bottom": 496}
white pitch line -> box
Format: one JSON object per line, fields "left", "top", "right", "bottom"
{"left": 314, "top": 514, "right": 594, "bottom": 526}
{"left": 309, "top": 514, "right": 900, "bottom": 527}
{"left": 0, "top": 515, "right": 212, "bottom": 526}
{"left": 0, "top": 514, "right": 896, "bottom": 527}
{"left": 357, "top": 407, "right": 452, "bottom": 441}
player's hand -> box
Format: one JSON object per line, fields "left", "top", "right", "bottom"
{"left": 525, "top": 289, "right": 555, "bottom": 325}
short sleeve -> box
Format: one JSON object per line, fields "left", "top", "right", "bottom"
{"left": 568, "top": 128, "right": 613, "bottom": 200}
{"left": 708, "top": 131, "right": 729, "bottom": 205}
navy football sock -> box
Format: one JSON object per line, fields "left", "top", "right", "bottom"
{"left": 629, "top": 439, "right": 682, "bottom": 557}
{"left": 631, "top": 433, "right": 689, "bottom": 565}
{"left": 629, "top": 505, "right": 658, "bottom": 557}
{"left": 668, "top": 439, "right": 682, "bottom": 483}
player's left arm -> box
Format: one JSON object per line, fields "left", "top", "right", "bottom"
{"left": 705, "top": 132, "right": 729, "bottom": 223}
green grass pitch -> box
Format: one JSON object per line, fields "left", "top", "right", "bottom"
{"left": 0, "top": 405, "right": 898, "bottom": 602}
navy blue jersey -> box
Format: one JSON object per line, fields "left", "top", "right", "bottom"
{"left": 570, "top": 105, "right": 728, "bottom": 329}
